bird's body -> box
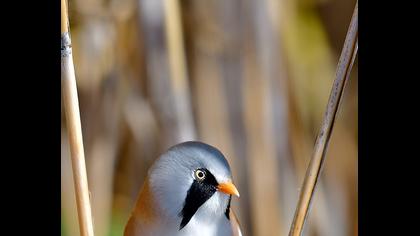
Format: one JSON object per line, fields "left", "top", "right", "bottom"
{"left": 124, "top": 141, "right": 242, "bottom": 236}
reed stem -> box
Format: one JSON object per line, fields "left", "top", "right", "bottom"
{"left": 288, "top": 2, "right": 358, "bottom": 235}
{"left": 61, "top": 0, "right": 95, "bottom": 235}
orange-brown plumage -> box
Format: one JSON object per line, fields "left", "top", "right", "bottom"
{"left": 124, "top": 179, "right": 158, "bottom": 236}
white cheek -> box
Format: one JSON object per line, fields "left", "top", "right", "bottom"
{"left": 200, "top": 191, "right": 229, "bottom": 217}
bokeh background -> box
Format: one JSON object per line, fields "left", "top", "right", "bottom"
{"left": 61, "top": 0, "right": 358, "bottom": 235}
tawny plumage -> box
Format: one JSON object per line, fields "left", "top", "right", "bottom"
{"left": 124, "top": 141, "right": 242, "bottom": 236}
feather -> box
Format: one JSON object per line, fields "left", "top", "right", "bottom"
{"left": 230, "top": 210, "right": 243, "bottom": 236}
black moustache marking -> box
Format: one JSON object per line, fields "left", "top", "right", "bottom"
{"left": 225, "top": 195, "right": 232, "bottom": 220}
{"left": 179, "top": 169, "right": 219, "bottom": 230}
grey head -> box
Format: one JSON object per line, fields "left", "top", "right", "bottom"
{"left": 148, "top": 141, "right": 238, "bottom": 231}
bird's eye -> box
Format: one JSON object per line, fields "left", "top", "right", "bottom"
{"left": 194, "top": 169, "right": 206, "bottom": 181}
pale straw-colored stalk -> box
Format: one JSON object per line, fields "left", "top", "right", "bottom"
{"left": 61, "top": 0, "right": 95, "bottom": 235}
{"left": 288, "top": 1, "right": 358, "bottom": 235}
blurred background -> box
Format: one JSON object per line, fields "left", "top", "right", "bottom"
{"left": 61, "top": 0, "right": 357, "bottom": 235}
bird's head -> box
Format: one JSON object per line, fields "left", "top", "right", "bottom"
{"left": 148, "top": 141, "right": 240, "bottom": 230}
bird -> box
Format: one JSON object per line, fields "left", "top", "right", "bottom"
{"left": 124, "top": 141, "right": 242, "bottom": 236}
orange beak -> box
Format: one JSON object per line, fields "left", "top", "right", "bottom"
{"left": 217, "top": 182, "right": 240, "bottom": 197}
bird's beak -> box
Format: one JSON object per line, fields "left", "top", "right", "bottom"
{"left": 217, "top": 182, "right": 240, "bottom": 197}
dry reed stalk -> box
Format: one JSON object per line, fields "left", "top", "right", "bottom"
{"left": 240, "top": 1, "right": 283, "bottom": 233}
{"left": 137, "top": 0, "right": 195, "bottom": 147}
{"left": 217, "top": 1, "right": 253, "bottom": 234}
{"left": 61, "top": 0, "right": 95, "bottom": 235}
{"left": 288, "top": 1, "right": 358, "bottom": 235}
{"left": 242, "top": 62, "right": 283, "bottom": 236}
{"left": 163, "top": 0, "right": 196, "bottom": 142}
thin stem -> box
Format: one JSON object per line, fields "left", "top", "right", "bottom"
{"left": 163, "top": 0, "right": 197, "bottom": 142}
{"left": 288, "top": 1, "right": 358, "bottom": 235}
{"left": 61, "top": 0, "right": 95, "bottom": 235}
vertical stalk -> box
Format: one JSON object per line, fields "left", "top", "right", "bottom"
{"left": 288, "top": 2, "right": 358, "bottom": 235}
{"left": 163, "top": 0, "right": 197, "bottom": 142}
{"left": 61, "top": 0, "right": 95, "bottom": 235}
